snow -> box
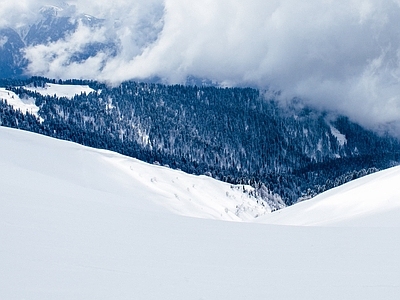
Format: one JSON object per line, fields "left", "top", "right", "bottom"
{"left": 259, "top": 165, "right": 400, "bottom": 226}
{"left": 1, "top": 126, "right": 400, "bottom": 299}
{"left": 0, "top": 83, "right": 95, "bottom": 118}
{"left": 330, "top": 125, "right": 347, "bottom": 146}
{"left": 24, "top": 83, "right": 95, "bottom": 99}
{"left": 101, "top": 154, "right": 271, "bottom": 221}
{"left": 0, "top": 88, "right": 39, "bottom": 117}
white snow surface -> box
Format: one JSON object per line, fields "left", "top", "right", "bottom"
{"left": 24, "top": 83, "right": 95, "bottom": 99}
{"left": 330, "top": 125, "right": 347, "bottom": 146}
{"left": 259, "top": 165, "right": 400, "bottom": 227}
{"left": 1, "top": 127, "right": 400, "bottom": 299}
{"left": 0, "top": 88, "right": 39, "bottom": 117}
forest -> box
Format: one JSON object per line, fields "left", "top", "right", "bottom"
{"left": 1, "top": 77, "right": 399, "bottom": 206}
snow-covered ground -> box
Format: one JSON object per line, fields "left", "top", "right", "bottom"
{"left": 258, "top": 165, "right": 400, "bottom": 227}
{"left": 1, "top": 83, "right": 96, "bottom": 119}
{"left": 1, "top": 126, "right": 400, "bottom": 299}
{"left": 330, "top": 125, "right": 347, "bottom": 146}
{"left": 24, "top": 83, "right": 95, "bottom": 99}
{"left": 0, "top": 88, "right": 39, "bottom": 117}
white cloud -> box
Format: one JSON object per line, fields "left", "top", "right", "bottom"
{"left": 3, "top": 0, "right": 400, "bottom": 133}
{"left": 24, "top": 21, "right": 111, "bottom": 78}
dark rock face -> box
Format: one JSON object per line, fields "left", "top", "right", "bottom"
{"left": 0, "top": 28, "right": 27, "bottom": 78}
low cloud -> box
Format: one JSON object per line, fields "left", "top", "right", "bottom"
{"left": 24, "top": 21, "right": 111, "bottom": 78}
{"left": 2, "top": 0, "right": 400, "bottom": 133}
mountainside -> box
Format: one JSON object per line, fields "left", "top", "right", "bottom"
{"left": 0, "top": 28, "right": 27, "bottom": 78}
{"left": 24, "top": 5, "right": 103, "bottom": 47}
{"left": 0, "top": 6, "right": 112, "bottom": 79}
{"left": 2, "top": 0, "right": 400, "bottom": 144}
{"left": 2, "top": 126, "right": 400, "bottom": 299}
{"left": 2, "top": 3, "right": 400, "bottom": 299}
{"left": 1, "top": 77, "right": 399, "bottom": 206}
{"left": 260, "top": 165, "right": 400, "bottom": 226}
{"left": 0, "top": 4, "right": 155, "bottom": 79}
{"left": 0, "top": 126, "right": 274, "bottom": 221}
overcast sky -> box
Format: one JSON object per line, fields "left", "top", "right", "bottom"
{"left": 2, "top": 0, "right": 400, "bottom": 133}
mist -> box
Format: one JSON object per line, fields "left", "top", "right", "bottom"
{"left": 2, "top": 0, "right": 400, "bottom": 133}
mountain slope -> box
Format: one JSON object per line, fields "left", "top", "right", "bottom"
{"left": 1, "top": 127, "right": 400, "bottom": 300}
{"left": 5, "top": 79, "right": 400, "bottom": 205}
{"left": 0, "top": 126, "right": 272, "bottom": 221}
{"left": 0, "top": 27, "right": 27, "bottom": 78}
{"left": 0, "top": 4, "right": 146, "bottom": 79}
{"left": 259, "top": 165, "right": 400, "bottom": 227}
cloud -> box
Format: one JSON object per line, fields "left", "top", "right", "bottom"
{"left": 24, "top": 21, "right": 110, "bottom": 78}
{"left": 3, "top": 0, "right": 400, "bottom": 133}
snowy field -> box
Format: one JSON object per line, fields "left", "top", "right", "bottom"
{"left": 1, "top": 126, "right": 400, "bottom": 299}
{"left": 24, "top": 83, "right": 95, "bottom": 99}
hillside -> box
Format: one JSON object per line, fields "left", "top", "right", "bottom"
{"left": 2, "top": 78, "right": 399, "bottom": 206}
{"left": 260, "top": 165, "right": 400, "bottom": 226}
{"left": 0, "top": 126, "right": 275, "bottom": 221}
{"left": 1, "top": 127, "right": 400, "bottom": 299}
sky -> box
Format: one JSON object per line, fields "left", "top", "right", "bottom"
{"left": 1, "top": 0, "right": 400, "bottom": 133}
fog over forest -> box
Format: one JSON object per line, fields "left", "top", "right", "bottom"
{"left": 2, "top": 0, "right": 400, "bottom": 134}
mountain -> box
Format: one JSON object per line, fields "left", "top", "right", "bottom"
{"left": 1, "top": 126, "right": 400, "bottom": 300}
{"left": 2, "top": 78, "right": 399, "bottom": 206}
{"left": 24, "top": 5, "right": 78, "bottom": 46}
{"left": 0, "top": 5, "right": 117, "bottom": 79}
{"left": 0, "top": 28, "right": 27, "bottom": 78}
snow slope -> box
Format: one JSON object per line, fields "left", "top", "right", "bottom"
{"left": 0, "top": 88, "right": 39, "bottom": 116}
{"left": 0, "top": 127, "right": 269, "bottom": 222}
{"left": 24, "top": 83, "right": 95, "bottom": 98}
{"left": 1, "top": 84, "right": 95, "bottom": 118}
{"left": 259, "top": 165, "right": 400, "bottom": 227}
{"left": 1, "top": 126, "right": 400, "bottom": 299}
